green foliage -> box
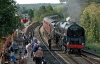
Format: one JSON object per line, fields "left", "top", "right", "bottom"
{"left": 80, "top": 2, "right": 100, "bottom": 43}
{"left": 39, "top": 6, "right": 46, "bottom": 13}
{"left": 54, "top": 5, "right": 68, "bottom": 21}
{"left": 45, "top": 5, "right": 53, "bottom": 12}
{"left": 17, "top": 4, "right": 70, "bottom": 22}
{"left": 86, "top": 43, "right": 100, "bottom": 53}
{"left": 33, "top": 5, "right": 63, "bottom": 21}
{"left": 17, "top": 3, "right": 61, "bottom": 10}
{"left": 88, "top": 0, "right": 100, "bottom": 3}
{"left": 28, "top": 9, "right": 34, "bottom": 21}
{"left": 0, "top": 0, "right": 20, "bottom": 37}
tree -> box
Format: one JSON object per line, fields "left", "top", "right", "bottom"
{"left": 80, "top": 2, "right": 100, "bottom": 43}
{"left": 0, "top": 0, "right": 20, "bottom": 37}
{"left": 28, "top": 9, "right": 34, "bottom": 21}
{"left": 33, "top": 10, "right": 41, "bottom": 21}
{"left": 54, "top": 5, "right": 68, "bottom": 20}
{"left": 21, "top": 7, "right": 28, "bottom": 14}
{"left": 88, "top": 0, "right": 100, "bottom": 3}
{"left": 45, "top": 5, "right": 53, "bottom": 12}
{"left": 39, "top": 6, "right": 46, "bottom": 14}
{"left": 33, "top": 5, "right": 62, "bottom": 21}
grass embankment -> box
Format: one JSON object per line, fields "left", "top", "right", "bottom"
{"left": 86, "top": 43, "right": 100, "bottom": 53}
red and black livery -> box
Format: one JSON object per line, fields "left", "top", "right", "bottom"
{"left": 43, "top": 15, "right": 85, "bottom": 54}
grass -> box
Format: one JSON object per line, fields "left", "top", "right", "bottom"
{"left": 85, "top": 42, "right": 100, "bottom": 53}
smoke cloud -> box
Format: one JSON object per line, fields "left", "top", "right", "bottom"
{"left": 67, "top": 0, "right": 85, "bottom": 21}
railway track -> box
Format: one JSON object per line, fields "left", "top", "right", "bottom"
{"left": 32, "top": 23, "right": 100, "bottom": 64}
{"left": 40, "top": 26, "right": 93, "bottom": 64}
{"left": 66, "top": 54, "right": 94, "bottom": 64}
{"left": 34, "top": 24, "right": 66, "bottom": 64}
{"left": 55, "top": 47, "right": 100, "bottom": 64}
{"left": 25, "top": 22, "right": 40, "bottom": 37}
{"left": 81, "top": 50, "right": 100, "bottom": 64}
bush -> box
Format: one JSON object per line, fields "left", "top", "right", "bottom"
{"left": 86, "top": 42, "right": 100, "bottom": 53}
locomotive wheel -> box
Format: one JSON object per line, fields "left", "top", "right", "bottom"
{"left": 61, "top": 46, "right": 66, "bottom": 53}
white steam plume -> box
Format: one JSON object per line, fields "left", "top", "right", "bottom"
{"left": 67, "top": 0, "right": 83, "bottom": 21}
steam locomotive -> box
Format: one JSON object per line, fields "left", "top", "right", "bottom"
{"left": 43, "top": 15, "right": 85, "bottom": 54}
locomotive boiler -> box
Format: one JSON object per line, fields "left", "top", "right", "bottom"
{"left": 43, "top": 15, "right": 85, "bottom": 54}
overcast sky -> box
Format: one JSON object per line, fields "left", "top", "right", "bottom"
{"left": 15, "top": 0, "right": 60, "bottom": 4}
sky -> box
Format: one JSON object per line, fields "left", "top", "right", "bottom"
{"left": 15, "top": 0, "right": 60, "bottom": 4}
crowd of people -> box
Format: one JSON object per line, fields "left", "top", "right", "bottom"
{"left": 22, "top": 32, "right": 46, "bottom": 64}
{"left": 1, "top": 31, "right": 47, "bottom": 64}
{"left": 2, "top": 41, "right": 18, "bottom": 64}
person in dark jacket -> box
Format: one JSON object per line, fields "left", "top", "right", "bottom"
{"left": 32, "top": 43, "right": 39, "bottom": 57}
{"left": 33, "top": 47, "right": 43, "bottom": 64}
{"left": 48, "top": 38, "right": 52, "bottom": 50}
{"left": 4, "top": 49, "right": 10, "bottom": 63}
{"left": 24, "top": 48, "right": 27, "bottom": 56}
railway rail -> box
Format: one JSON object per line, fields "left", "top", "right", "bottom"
{"left": 67, "top": 54, "right": 94, "bottom": 64}
{"left": 25, "top": 22, "right": 40, "bottom": 37}
{"left": 34, "top": 24, "right": 66, "bottom": 64}
{"left": 24, "top": 22, "right": 41, "bottom": 64}
{"left": 39, "top": 24, "right": 100, "bottom": 64}
{"left": 30, "top": 22, "right": 100, "bottom": 64}
{"left": 58, "top": 46, "right": 100, "bottom": 64}
{"left": 25, "top": 21, "right": 100, "bottom": 64}
{"left": 81, "top": 50, "right": 100, "bottom": 64}
{"left": 1, "top": 18, "right": 100, "bottom": 64}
